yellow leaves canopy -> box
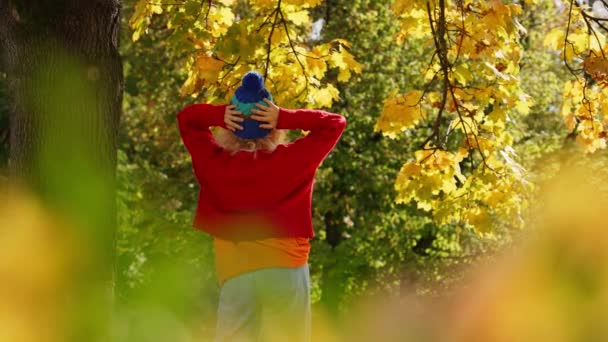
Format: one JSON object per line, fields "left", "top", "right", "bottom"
{"left": 559, "top": 78, "right": 608, "bottom": 153}
{"left": 395, "top": 149, "right": 468, "bottom": 214}
{"left": 129, "top": 0, "right": 361, "bottom": 109}
{"left": 379, "top": 0, "right": 533, "bottom": 233}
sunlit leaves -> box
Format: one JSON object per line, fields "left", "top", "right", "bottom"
{"left": 329, "top": 48, "right": 363, "bottom": 82}
{"left": 285, "top": 9, "right": 310, "bottom": 25}
{"left": 128, "top": 0, "right": 361, "bottom": 109}
{"left": 377, "top": 0, "right": 533, "bottom": 233}
{"left": 128, "top": 1, "right": 161, "bottom": 42}
{"left": 543, "top": 4, "right": 608, "bottom": 153}
{"left": 560, "top": 79, "right": 607, "bottom": 153}
{"left": 393, "top": 144, "right": 531, "bottom": 234}
{"left": 375, "top": 90, "right": 424, "bottom": 138}
{"left": 305, "top": 46, "right": 328, "bottom": 79}
{"left": 395, "top": 149, "right": 467, "bottom": 210}
{"left": 543, "top": 28, "right": 565, "bottom": 51}
{"left": 311, "top": 84, "right": 340, "bottom": 108}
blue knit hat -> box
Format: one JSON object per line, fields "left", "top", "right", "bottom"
{"left": 231, "top": 71, "right": 273, "bottom": 140}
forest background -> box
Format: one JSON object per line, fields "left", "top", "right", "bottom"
{"left": 1, "top": 0, "right": 608, "bottom": 340}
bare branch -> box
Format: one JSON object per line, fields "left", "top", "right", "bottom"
{"left": 563, "top": 0, "right": 582, "bottom": 77}
{"left": 264, "top": 1, "right": 282, "bottom": 80}
{"left": 279, "top": 9, "right": 309, "bottom": 99}
{"left": 419, "top": 1, "right": 449, "bottom": 149}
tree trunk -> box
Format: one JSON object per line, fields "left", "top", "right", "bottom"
{"left": 0, "top": 0, "right": 122, "bottom": 339}
{"left": 0, "top": 0, "right": 122, "bottom": 184}
{"left": 0, "top": 76, "right": 8, "bottom": 170}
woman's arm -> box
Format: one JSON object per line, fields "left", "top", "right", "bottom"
{"left": 276, "top": 107, "right": 347, "bottom": 167}
{"left": 177, "top": 103, "right": 245, "bottom": 158}
{"left": 250, "top": 99, "right": 346, "bottom": 168}
{"left": 276, "top": 107, "right": 346, "bottom": 136}
{"left": 177, "top": 103, "right": 226, "bottom": 159}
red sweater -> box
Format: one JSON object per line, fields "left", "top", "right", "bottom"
{"left": 177, "top": 103, "right": 346, "bottom": 241}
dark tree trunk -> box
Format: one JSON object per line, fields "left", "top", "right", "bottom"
{"left": 324, "top": 210, "right": 343, "bottom": 249}
{"left": 0, "top": 77, "right": 8, "bottom": 169}
{"left": 0, "top": 0, "right": 122, "bottom": 338}
{"left": 0, "top": 0, "right": 122, "bottom": 185}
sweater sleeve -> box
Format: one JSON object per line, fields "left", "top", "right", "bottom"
{"left": 275, "top": 107, "right": 347, "bottom": 169}
{"left": 177, "top": 103, "right": 227, "bottom": 163}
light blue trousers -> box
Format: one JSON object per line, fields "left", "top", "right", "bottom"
{"left": 214, "top": 264, "right": 311, "bottom": 342}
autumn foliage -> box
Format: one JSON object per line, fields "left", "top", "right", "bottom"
{"left": 4, "top": 0, "right": 608, "bottom": 340}
{"left": 375, "top": 0, "right": 533, "bottom": 233}
{"left": 129, "top": 0, "right": 361, "bottom": 108}
{"left": 127, "top": 0, "right": 608, "bottom": 237}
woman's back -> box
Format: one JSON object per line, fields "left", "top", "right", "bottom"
{"left": 177, "top": 103, "right": 346, "bottom": 240}
{"left": 177, "top": 71, "right": 346, "bottom": 342}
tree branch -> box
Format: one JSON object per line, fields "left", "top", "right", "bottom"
{"left": 279, "top": 9, "right": 309, "bottom": 100}
{"left": 264, "top": 0, "right": 281, "bottom": 80}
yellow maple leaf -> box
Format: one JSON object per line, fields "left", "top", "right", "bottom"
{"left": 305, "top": 48, "right": 327, "bottom": 79}
{"left": 583, "top": 56, "right": 608, "bottom": 85}
{"left": 543, "top": 28, "right": 565, "bottom": 51}
{"left": 342, "top": 49, "right": 363, "bottom": 74}
{"left": 400, "top": 162, "right": 423, "bottom": 178}
{"left": 286, "top": 10, "right": 310, "bottom": 25}
{"left": 195, "top": 55, "right": 224, "bottom": 81}
{"left": 313, "top": 84, "right": 339, "bottom": 108}
{"left": 515, "top": 93, "right": 533, "bottom": 115}
{"left": 209, "top": 6, "right": 235, "bottom": 26}
{"left": 375, "top": 90, "right": 424, "bottom": 138}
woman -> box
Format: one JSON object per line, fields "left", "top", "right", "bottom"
{"left": 177, "top": 71, "right": 346, "bottom": 341}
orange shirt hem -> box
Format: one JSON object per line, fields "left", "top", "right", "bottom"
{"left": 213, "top": 237, "right": 311, "bottom": 287}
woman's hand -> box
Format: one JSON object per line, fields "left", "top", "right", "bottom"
{"left": 224, "top": 104, "right": 244, "bottom": 132}
{"left": 250, "top": 98, "right": 279, "bottom": 129}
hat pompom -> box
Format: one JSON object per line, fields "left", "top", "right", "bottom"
{"left": 234, "top": 71, "right": 269, "bottom": 103}
{"left": 241, "top": 71, "right": 264, "bottom": 91}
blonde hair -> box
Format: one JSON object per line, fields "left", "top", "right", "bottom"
{"left": 214, "top": 128, "right": 288, "bottom": 154}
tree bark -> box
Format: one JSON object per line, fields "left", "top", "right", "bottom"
{"left": 0, "top": 76, "right": 8, "bottom": 170}
{"left": 0, "top": 0, "right": 123, "bottom": 338}
{"left": 0, "top": 0, "right": 122, "bottom": 184}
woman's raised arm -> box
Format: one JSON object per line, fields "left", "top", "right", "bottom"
{"left": 275, "top": 106, "right": 347, "bottom": 169}
{"left": 176, "top": 103, "right": 227, "bottom": 161}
